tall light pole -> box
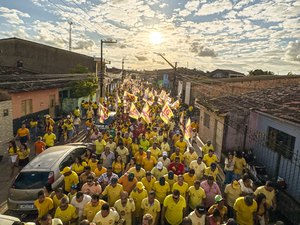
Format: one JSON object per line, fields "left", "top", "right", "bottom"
{"left": 154, "top": 52, "right": 177, "bottom": 96}
{"left": 122, "top": 58, "right": 127, "bottom": 81}
{"left": 68, "top": 21, "right": 73, "bottom": 51}
{"left": 99, "top": 39, "right": 117, "bottom": 99}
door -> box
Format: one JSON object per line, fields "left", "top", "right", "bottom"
{"left": 49, "top": 95, "right": 56, "bottom": 117}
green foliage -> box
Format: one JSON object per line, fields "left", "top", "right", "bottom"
{"left": 248, "top": 69, "right": 274, "bottom": 76}
{"left": 71, "top": 75, "right": 98, "bottom": 98}
{"left": 70, "top": 64, "right": 89, "bottom": 74}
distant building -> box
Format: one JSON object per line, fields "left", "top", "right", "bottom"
{"left": 209, "top": 69, "right": 245, "bottom": 78}
{"left": 0, "top": 37, "right": 96, "bottom": 74}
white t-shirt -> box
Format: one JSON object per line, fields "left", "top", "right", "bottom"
{"left": 239, "top": 179, "right": 254, "bottom": 194}
{"left": 70, "top": 194, "right": 91, "bottom": 219}
{"left": 188, "top": 211, "right": 206, "bottom": 225}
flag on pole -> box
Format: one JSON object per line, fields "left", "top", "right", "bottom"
{"left": 98, "top": 103, "right": 110, "bottom": 123}
{"left": 170, "top": 99, "right": 180, "bottom": 110}
{"left": 179, "top": 112, "right": 184, "bottom": 132}
{"left": 124, "top": 91, "right": 138, "bottom": 102}
{"left": 129, "top": 103, "right": 140, "bottom": 120}
{"left": 184, "top": 118, "right": 192, "bottom": 140}
{"left": 160, "top": 103, "right": 174, "bottom": 124}
{"left": 141, "top": 103, "right": 151, "bottom": 124}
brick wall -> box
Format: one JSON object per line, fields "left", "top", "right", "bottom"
{"left": 0, "top": 100, "right": 13, "bottom": 155}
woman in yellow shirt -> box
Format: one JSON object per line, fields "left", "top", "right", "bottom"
{"left": 71, "top": 157, "right": 87, "bottom": 175}
{"left": 17, "top": 143, "right": 30, "bottom": 171}
{"left": 8, "top": 140, "right": 19, "bottom": 177}
{"left": 112, "top": 155, "right": 125, "bottom": 177}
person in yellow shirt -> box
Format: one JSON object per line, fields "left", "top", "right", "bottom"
{"left": 101, "top": 178, "right": 123, "bottom": 206}
{"left": 88, "top": 155, "right": 98, "bottom": 172}
{"left": 163, "top": 171, "right": 178, "bottom": 190}
{"left": 73, "top": 106, "right": 81, "bottom": 118}
{"left": 142, "top": 150, "right": 157, "bottom": 172}
{"left": 183, "top": 169, "right": 196, "bottom": 187}
{"left": 151, "top": 161, "right": 168, "bottom": 180}
{"left": 83, "top": 194, "right": 106, "bottom": 222}
{"left": 16, "top": 123, "right": 30, "bottom": 144}
{"left": 189, "top": 156, "right": 207, "bottom": 180}
{"left": 52, "top": 188, "right": 68, "bottom": 210}
{"left": 183, "top": 147, "right": 198, "bottom": 169}
{"left": 175, "top": 136, "right": 188, "bottom": 154}
{"left": 208, "top": 195, "right": 228, "bottom": 223}
{"left": 92, "top": 203, "right": 120, "bottom": 224}
{"left": 71, "top": 157, "right": 87, "bottom": 175}
{"left": 170, "top": 147, "right": 184, "bottom": 163}
{"left": 94, "top": 136, "right": 106, "bottom": 158}
{"left": 34, "top": 190, "right": 54, "bottom": 220}
{"left": 122, "top": 133, "right": 132, "bottom": 150}
{"left": 135, "top": 147, "right": 147, "bottom": 165}
{"left": 202, "top": 140, "right": 214, "bottom": 155}
{"left": 140, "top": 135, "right": 150, "bottom": 151}
{"left": 254, "top": 181, "right": 276, "bottom": 209}
{"left": 112, "top": 155, "right": 125, "bottom": 177}
{"left": 187, "top": 180, "right": 206, "bottom": 210}
{"left": 161, "top": 138, "right": 171, "bottom": 154}
{"left": 128, "top": 164, "right": 146, "bottom": 181}
{"left": 54, "top": 197, "right": 78, "bottom": 225}
{"left": 205, "top": 163, "right": 219, "bottom": 181}
{"left": 234, "top": 151, "right": 247, "bottom": 179}
{"left": 224, "top": 180, "right": 242, "bottom": 218}
{"left": 114, "top": 191, "right": 136, "bottom": 225}
{"left": 149, "top": 142, "right": 162, "bottom": 160}
{"left": 172, "top": 175, "right": 189, "bottom": 198}
{"left": 106, "top": 136, "right": 117, "bottom": 152}
{"left": 17, "top": 143, "right": 30, "bottom": 170}
{"left": 43, "top": 130, "right": 56, "bottom": 148}
{"left": 131, "top": 138, "right": 140, "bottom": 156}
{"left": 130, "top": 182, "right": 148, "bottom": 223}
{"left": 203, "top": 149, "right": 219, "bottom": 167}
{"left": 172, "top": 131, "right": 181, "bottom": 146}
{"left": 162, "top": 190, "right": 186, "bottom": 225}
{"left": 153, "top": 177, "right": 170, "bottom": 204}
{"left": 141, "top": 191, "right": 161, "bottom": 225}
{"left": 94, "top": 161, "right": 107, "bottom": 178}
{"left": 61, "top": 167, "right": 79, "bottom": 193}
{"left": 233, "top": 196, "right": 257, "bottom": 225}
{"left": 141, "top": 172, "right": 156, "bottom": 193}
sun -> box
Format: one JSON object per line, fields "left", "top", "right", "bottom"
{"left": 150, "top": 32, "right": 163, "bottom": 45}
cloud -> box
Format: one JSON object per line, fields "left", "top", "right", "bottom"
{"left": 284, "top": 41, "right": 300, "bottom": 62}
{"left": 0, "top": 7, "right": 30, "bottom": 24}
{"left": 196, "top": 0, "right": 232, "bottom": 16}
{"left": 190, "top": 42, "right": 217, "bottom": 57}
{"left": 73, "top": 40, "right": 95, "bottom": 50}
{"left": 135, "top": 56, "right": 148, "bottom": 61}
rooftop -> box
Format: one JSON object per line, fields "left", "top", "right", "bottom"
{"left": 196, "top": 85, "right": 300, "bottom": 124}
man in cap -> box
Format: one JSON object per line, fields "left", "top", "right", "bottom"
{"left": 158, "top": 151, "right": 171, "bottom": 168}
{"left": 188, "top": 205, "right": 206, "bottom": 225}
{"left": 141, "top": 191, "right": 161, "bottom": 225}
{"left": 61, "top": 167, "right": 79, "bottom": 193}
{"left": 114, "top": 191, "right": 136, "bottom": 225}
{"left": 163, "top": 171, "right": 178, "bottom": 189}
{"left": 190, "top": 156, "right": 206, "bottom": 180}
{"left": 208, "top": 195, "right": 228, "bottom": 223}
{"left": 151, "top": 161, "right": 168, "bottom": 180}
{"left": 101, "top": 177, "right": 123, "bottom": 206}
{"left": 204, "top": 162, "right": 219, "bottom": 181}
{"left": 224, "top": 180, "right": 242, "bottom": 218}
{"left": 130, "top": 182, "right": 148, "bottom": 223}
{"left": 118, "top": 172, "right": 138, "bottom": 194}
{"left": 202, "top": 140, "right": 214, "bottom": 155}
{"left": 233, "top": 195, "right": 257, "bottom": 225}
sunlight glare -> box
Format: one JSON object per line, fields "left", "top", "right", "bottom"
{"left": 150, "top": 32, "right": 163, "bottom": 45}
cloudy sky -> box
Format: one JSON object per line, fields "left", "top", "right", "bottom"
{"left": 0, "top": 0, "right": 299, "bottom": 74}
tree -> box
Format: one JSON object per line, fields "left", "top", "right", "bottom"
{"left": 287, "top": 71, "right": 295, "bottom": 76}
{"left": 71, "top": 75, "right": 98, "bottom": 98}
{"left": 248, "top": 69, "right": 274, "bottom": 76}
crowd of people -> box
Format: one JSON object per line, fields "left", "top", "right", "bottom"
{"left": 8, "top": 79, "right": 283, "bottom": 225}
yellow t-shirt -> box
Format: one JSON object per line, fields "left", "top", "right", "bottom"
{"left": 233, "top": 197, "right": 257, "bottom": 225}
{"left": 163, "top": 194, "right": 186, "bottom": 225}
{"left": 112, "top": 161, "right": 124, "bottom": 174}
{"left": 54, "top": 204, "right": 78, "bottom": 224}
{"left": 170, "top": 153, "right": 184, "bottom": 162}
{"left": 161, "top": 142, "right": 170, "bottom": 153}
{"left": 175, "top": 141, "right": 187, "bottom": 154}
{"left": 172, "top": 182, "right": 189, "bottom": 197}
{"left": 188, "top": 186, "right": 206, "bottom": 209}
{"left": 224, "top": 184, "right": 242, "bottom": 207}
{"left": 130, "top": 189, "right": 148, "bottom": 216}
{"left": 94, "top": 167, "right": 107, "bottom": 178}
{"left": 141, "top": 198, "right": 161, "bottom": 222}
{"left": 114, "top": 199, "right": 135, "bottom": 225}
{"left": 204, "top": 167, "right": 219, "bottom": 181}
{"left": 153, "top": 181, "right": 170, "bottom": 203}
{"left": 254, "top": 186, "right": 275, "bottom": 208}
{"left": 183, "top": 151, "right": 198, "bottom": 167}
{"left": 149, "top": 147, "right": 162, "bottom": 160}
{"left": 95, "top": 139, "right": 106, "bottom": 155}
{"left": 88, "top": 159, "right": 98, "bottom": 172}
{"left": 71, "top": 162, "right": 87, "bottom": 175}
{"left": 131, "top": 143, "right": 139, "bottom": 155}
{"left": 83, "top": 200, "right": 106, "bottom": 222}
{"left": 183, "top": 173, "right": 196, "bottom": 187}
{"left": 64, "top": 171, "right": 79, "bottom": 192}
{"left": 17, "top": 128, "right": 29, "bottom": 137}
{"left": 203, "top": 153, "right": 218, "bottom": 167}
{"left": 172, "top": 134, "right": 181, "bottom": 145}
{"left": 52, "top": 194, "right": 68, "bottom": 209}
{"left": 128, "top": 167, "right": 146, "bottom": 181}
{"left": 92, "top": 209, "right": 120, "bottom": 224}
{"left": 17, "top": 148, "right": 30, "bottom": 160}
{"left": 43, "top": 133, "right": 56, "bottom": 147}
{"left": 234, "top": 157, "right": 247, "bottom": 175}
{"left": 34, "top": 197, "right": 54, "bottom": 218}
{"left": 140, "top": 139, "right": 150, "bottom": 151}
{"left": 208, "top": 204, "right": 228, "bottom": 220}
{"left": 102, "top": 184, "right": 123, "bottom": 206}
{"left": 8, "top": 147, "right": 19, "bottom": 156}
{"left": 30, "top": 121, "right": 38, "bottom": 128}
{"left": 141, "top": 176, "right": 156, "bottom": 193}
{"left": 202, "top": 144, "right": 214, "bottom": 155}
{"left": 163, "top": 174, "right": 178, "bottom": 189}
{"left": 142, "top": 156, "right": 157, "bottom": 172}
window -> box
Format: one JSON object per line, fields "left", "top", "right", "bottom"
{"left": 267, "top": 127, "right": 295, "bottom": 159}
{"left": 3, "top": 109, "right": 8, "bottom": 116}
{"left": 21, "top": 99, "right": 32, "bottom": 116}
{"left": 203, "top": 112, "right": 210, "bottom": 128}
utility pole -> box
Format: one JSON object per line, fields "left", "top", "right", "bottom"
{"left": 68, "top": 21, "right": 73, "bottom": 51}
{"left": 122, "top": 58, "right": 126, "bottom": 81}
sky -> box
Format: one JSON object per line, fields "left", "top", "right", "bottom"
{"left": 0, "top": 0, "right": 299, "bottom": 74}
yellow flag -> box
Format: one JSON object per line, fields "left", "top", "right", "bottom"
{"left": 171, "top": 99, "right": 180, "bottom": 110}
{"left": 129, "top": 103, "right": 140, "bottom": 120}
{"left": 160, "top": 103, "right": 174, "bottom": 124}
{"left": 184, "top": 118, "right": 192, "bottom": 140}
{"left": 141, "top": 103, "right": 151, "bottom": 124}
{"left": 98, "top": 103, "right": 110, "bottom": 123}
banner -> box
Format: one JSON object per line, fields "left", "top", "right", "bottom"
{"left": 179, "top": 112, "right": 184, "bottom": 133}
{"left": 98, "top": 103, "right": 110, "bottom": 123}
{"left": 160, "top": 103, "right": 174, "bottom": 124}
{"left": 170, "top": 99, "right": 180, "bottom": 110}
{"left": 129, "top": 103, "right": 140, "bottom": 120}
{"left": 141, "top": 103, "right": 151, "bottom": 124}
{"left": 184, "top": 82, "right": 191, "bottom": 105}
{"left": 124, "top": 91, "right": 138, "bottom": 102}
{"left": 184, "top": 118, "right": 192, "bottom": 140}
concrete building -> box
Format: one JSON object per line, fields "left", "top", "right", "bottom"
{"left": 208, "top": 69, "right": 245, "bottom": 78}
{"left": 0, "top": 37, "right": 96, "bottom": 74}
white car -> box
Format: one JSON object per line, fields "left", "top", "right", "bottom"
{"left": 0, "top": 214, "right": 20, "bottom": 225}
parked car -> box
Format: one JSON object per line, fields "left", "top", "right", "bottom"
{"left": 0, "top": 214, "right": 20, "bottom": 225}
{"left": 7, "top": 144, "right": 87, "bottom": 212}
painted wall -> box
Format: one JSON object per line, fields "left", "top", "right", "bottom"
{"left": 0, "top": 100, "right": 13, "bottom": 155}
{"left": 10, "top": 89, "right": 59, "bottom": 119}
{"left": 247, "top": 110, "right": 300, "bottom": 202}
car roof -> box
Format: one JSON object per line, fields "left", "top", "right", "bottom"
{"left": 23, "top": 145, "right": 86, "bottom": 170}
{"left": 0, "top": 214, "right": 20, "bottom": 224}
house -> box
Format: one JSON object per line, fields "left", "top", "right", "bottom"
{"left": 209, "top": 69, "right": 245, "bottom": 78}
{"left": 0, "top": 90, "right": 13, "bottom": 155}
